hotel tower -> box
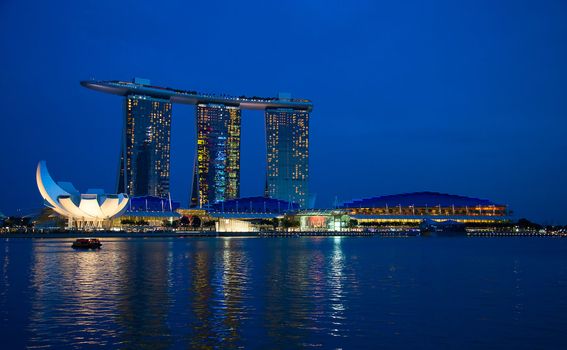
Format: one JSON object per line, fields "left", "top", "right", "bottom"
{"left": 265, "top": 108, "right": 309, "bottom": 208}
{"left": 190, "top": 104, "right": 241, "bottom": 208}
{"left": 117, "top": 93, "right": 172, "bottom": 197}
{"left": 82, "top": 79, "right": 312, "bottom": 208}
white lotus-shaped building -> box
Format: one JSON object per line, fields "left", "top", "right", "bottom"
{"left": 36, "top": 161, "right": 129, "bottom": 229}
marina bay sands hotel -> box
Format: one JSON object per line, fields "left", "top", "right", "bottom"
{"left": 81, "top": 78, "right": 313, "bottom": 208}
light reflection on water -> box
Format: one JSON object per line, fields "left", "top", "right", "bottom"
{"left": 1, "top": 237, "right": 567, "bottom": 349}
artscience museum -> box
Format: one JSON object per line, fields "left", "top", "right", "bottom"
{"left": 36, "top": 161, "right": 129, "bottom": 229}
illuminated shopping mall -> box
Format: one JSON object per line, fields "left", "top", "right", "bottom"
{"left": 339, "top": 191, "right": 510, "bottom": 225}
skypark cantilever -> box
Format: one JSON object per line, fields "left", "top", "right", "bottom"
{"left": 80, "top": 80, "right": 313, "bottom": 111}
{"left": 81, "top": 78, "right": 312, "bottom": 210}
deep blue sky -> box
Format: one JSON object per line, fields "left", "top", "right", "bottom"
{"left": 1, "top": 0, "right": 566, "bottom": 223}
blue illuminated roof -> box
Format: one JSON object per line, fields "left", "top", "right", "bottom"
{"left": 210, "top": 196, "right": 299, "bottom": 213}
{"left": 124, "top": 211, "right": 181, "bottom": 218}
{"left": 341, "top": 192, "right": 503, "bottom": 208}
{"left": 128, "top": 196, "right": 180, "bottom": 212}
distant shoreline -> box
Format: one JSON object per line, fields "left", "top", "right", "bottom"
{"left": 0, "top": 231, "right": 375, "bottom": 239}
{"left": 0, "top": 230, "right": 561, "bottom": 239}
{"left": 1, "top": 231, "right": 235, "bottom": 239}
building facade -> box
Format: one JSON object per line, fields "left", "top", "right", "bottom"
{"left": 191, "top": 104, "right": 241, "bottom": 208}
{"left": 265, "top": 108, "right": 309, "bottom": 208}
{"left": 118, "top": 94, "right": 172, "bottom": 197}
{"left": 82, "top": 79, "right": 313, "bottom": 206}
{"left": 36, "top": 161, "right": 129, "bottom": 229}
{"left": 340, "top": 192, "right": 510, "bottom": 225}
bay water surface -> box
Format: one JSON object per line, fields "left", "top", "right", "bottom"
{"left": 1, "top": 236, "right": 567, "bottom": 349}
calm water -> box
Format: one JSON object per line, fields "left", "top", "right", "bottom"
{"left": 1, "top": 236, "right": 567, "bottom": 349}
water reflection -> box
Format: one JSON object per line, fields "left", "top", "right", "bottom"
{"left": 28, "top": 240, "right": 124, "bottom": 348}
{"left": 114, "top": 240, "right": 172, "bottom": 349}
{"left": 187, "top": 238, "right": 252, "bottom": 348}
{"left": 5, "top": 238, "right": 359, "bottom": 348}
{"left": 261, "top": 238, "right": 358, "bottom": 348}
{"left": 328, "top": 237, "right": 347, "bottom": 338}
{"left": 216, "top": 239, "right": 251, "bottom": 345}
{"left": 26, "top": 239, "right": 173, "bottom": 349}
{"left": 188, "top": 241, "right": 214, "bottom": 347}
{"left": 0, "top": 242, "right": 11, "bottom": 336}
{"left": 2, "top": 237, "right": 566, "bottom": 349}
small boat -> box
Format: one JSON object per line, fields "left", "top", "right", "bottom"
{"left": 72, "top": 238, "right": 102, "bottom": 249}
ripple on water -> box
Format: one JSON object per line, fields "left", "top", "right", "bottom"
{"left": 1, "top": 237, "right": 567, "bottom": 348}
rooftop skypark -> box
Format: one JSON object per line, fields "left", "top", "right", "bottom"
{"left": 81, "top": 78, "right": 313, "bottom": 111}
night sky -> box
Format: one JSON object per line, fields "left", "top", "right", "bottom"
{"left": 1, "top": 0, "right": 566, "bottom": 224}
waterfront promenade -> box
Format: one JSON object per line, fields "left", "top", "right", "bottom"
{"left": 1, "top": 230, "right": 563, "bottom": 239}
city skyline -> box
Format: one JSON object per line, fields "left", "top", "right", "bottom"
{"left": 3, "top": 2, "right": 567, "bottom": 349}
{"left": 83, "top": 78, "right": 313, "bottom": 209}
{"left": 1, "top": 1, "right": 566, "bottom": 223}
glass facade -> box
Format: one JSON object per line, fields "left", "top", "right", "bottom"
{"left": 118, "top": 95, "right": 172, "bottom": 197}
{"left": 191, "top": 104, "right": 241, "bottom": 208}
{"left": 265, "top": 108, "right": 309, "bottom": 208}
